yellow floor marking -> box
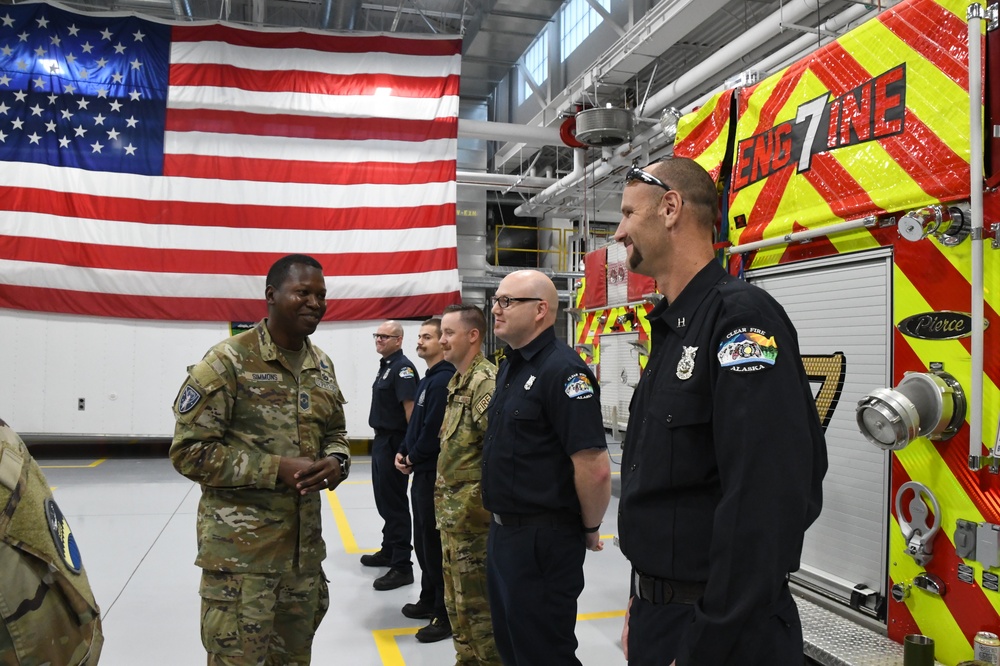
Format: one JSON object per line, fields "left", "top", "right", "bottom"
{"left": 41, "top": 458, "right": 107, "bottom": 469}
{"left": 372, "top": 627, "right": 419, "bottom": 665}
{"left": 373, "top": 610, "right": 627, "bottom": 665}
{"left": 324, "top": 488, "right": 378, "bottom": 554}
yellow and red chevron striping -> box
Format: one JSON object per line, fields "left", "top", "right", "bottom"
{"left": 674, "top": 90, "right": 733, "bottom": 179}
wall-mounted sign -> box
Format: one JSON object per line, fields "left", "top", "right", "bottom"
{"left": 896, "top": 311, "right": 988, "bottom": 340}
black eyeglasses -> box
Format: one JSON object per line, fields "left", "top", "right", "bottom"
{"left": 491, "top": 296, "right": 542, "bottom": 309}
{"left": 625, "top": 165, "right": 673, "bottom": 192}
{"left": 372, "top": 333, "right": 401, "bottom": 340}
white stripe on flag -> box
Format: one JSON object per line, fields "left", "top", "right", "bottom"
{"left": 164, "top": 132, "right": 457, "bottom": 164}
{"left": 1, "top": 162, "right": 457, "bottom": 208}
{"left": 167, "top": 86, "right": 460, "bottom": 121}
{"left": 0, "top": 260, "right": 461, "bottom": 299}
{"left": 170, "top": 42, "right": 461, "bottom": 78}
{"left": 0, "top": 214, "right": 457, "bottom": 253}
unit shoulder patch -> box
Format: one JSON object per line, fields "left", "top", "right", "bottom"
{"left": 177, "top": 385, "right": 203, "bottom": 414}
{"left": 564, "top": 372, "right": 594, "bottom": 399}
{"left": 399, "top": 367, "right": 415, "bottom": 379}
{"left": 45, "top": 498, "right": 82, "bottom": 574}
{"left": 717, "top": 326, "right": 778, "bottom": 373}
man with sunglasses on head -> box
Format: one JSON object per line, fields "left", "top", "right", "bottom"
{"left": 614, "top": 158, "right": 827, "bottom": 665}
{"left": 364, "top": 320, "right": 419, "bottom": 591}
{"left": 481, "top": 269, "right": 611, "bottom": 666}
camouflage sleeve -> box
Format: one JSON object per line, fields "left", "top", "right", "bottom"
{"left": 169, "top": 351, "right": 281, "bottom": 489}
{"left": 320, "top": 360, "right": 350, "bottom": 460}
{"left": 469, "top": 371, "right": 495, "bottom": 432}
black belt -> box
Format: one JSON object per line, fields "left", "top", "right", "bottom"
{"left": 633, "top": 571, "right": 705, "bottom": 605}
{"left": 492, "top": 512, "right": 581, "bottom": 529}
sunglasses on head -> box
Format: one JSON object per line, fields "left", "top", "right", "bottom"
{"left": 625, "top": 165, "right": 672, "bottom": 192}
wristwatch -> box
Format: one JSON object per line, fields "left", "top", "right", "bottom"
{"left": 329, "top": 453, "right": 350, "bottom": 481}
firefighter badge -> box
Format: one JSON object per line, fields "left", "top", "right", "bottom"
{"left": 676, "top": 346, "right": 698, "bottom": 380}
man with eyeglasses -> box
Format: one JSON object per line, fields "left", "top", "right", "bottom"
{"left": 364, "top": 320, "right": 419, "bottom": 591}
{"left": 614, "top": 157, "right": 827, "bottom": 665}
{"left": 481, "top": 269, "right": 611, "bottom": 666}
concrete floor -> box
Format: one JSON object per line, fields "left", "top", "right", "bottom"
{"left": 36, "top": 444, "right": 631, "bottom": 666}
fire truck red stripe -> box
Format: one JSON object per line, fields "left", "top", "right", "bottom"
{"left": 877, "top": 0, "right": 970, "bottom": 90}
{"left": 810, "top": 43, "right": 969, "bottom": 202}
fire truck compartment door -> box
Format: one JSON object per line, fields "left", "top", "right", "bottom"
{"left": 746, "top": 249, "right": 892, "bottom": 609}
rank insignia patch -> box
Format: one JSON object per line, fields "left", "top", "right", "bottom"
{"left": 177, "top": 385, "right": 202, "bottom": 414}
{"left": 45, "top": 498, "right": 82, "bottom": 574}
{"left": 717, "top": 327, "right": 778, "bottom": 373}
{"left": 564, "top": 373, "right": 594, "bottom": 399}
{"left": 299, "top": 392, "right": 311, "bottom": 411}
{"left": 399, "top": 367, "right": 415, "bottom": 379}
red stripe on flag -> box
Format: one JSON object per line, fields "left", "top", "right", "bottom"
{"left": 169, "top": 63, "right": 461, "bottom": 98}
{"left": 0, "top": 237, "right": 457, "bottom": 277}
{"left": 171, "top": 25, "right": 462, "bottom": 57}
{"left": 0, "top": 284, "right": 461, "bottom": 322}
{"left": 166, "top": 108, "right": 457, "bottom": 141}
{"left": 163, "top": 155, "right": 457, "bottom": 185}
{"left": 1, "top": 187, "right": 454, "bottom": 231}
{"left": 878, "top": 0, "right": 969, "bottom": 90}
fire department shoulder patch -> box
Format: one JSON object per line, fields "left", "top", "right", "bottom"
{"left": 399, "top": 367, "right": 415, "bottom": 379}
{"left": 177, "top": 385, "right": 202, "bottom": 414}
{"left": 564, "top": 373, "right": 594, "bottom": 399}
{"left": 717, "top": 327, "right": 778, "bottom": 373}
{"left": 475, "top": 393, "right": 492, "bottom": 415}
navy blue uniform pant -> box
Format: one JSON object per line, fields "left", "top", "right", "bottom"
{"left": 627, "top": 582, "right": 803, "bottom": 665}
{"left": 371, "top": 431, "right": 412, "bottom": 570}
{"left": 411, "top": 470, "right": 446, "bottom": 619}
{"left": 487, "top": 522, "right": 585, "bottom": 666}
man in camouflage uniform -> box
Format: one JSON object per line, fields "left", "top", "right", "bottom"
{"left": 171, "top": 254, "right": 350, "bottom": 666}
{"left": 436, "top": 304, "right": 501, "bottom": 666}
{"left": 0, "top": 418, "right": 103, "bottom": 666}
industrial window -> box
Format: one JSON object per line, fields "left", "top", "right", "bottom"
{"left": 522, "top": 31, "right": 548, "bottom": 101}
{"left": 560, "top": 0, "right": 610, "bottom": 62}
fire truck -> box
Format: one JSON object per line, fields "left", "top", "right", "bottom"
{"left": 577, "top": 0, "right": 1000, "bottom": 662}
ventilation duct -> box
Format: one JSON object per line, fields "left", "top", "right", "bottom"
{"left": 574, "top": 107, "right": 633, "bottom": 147}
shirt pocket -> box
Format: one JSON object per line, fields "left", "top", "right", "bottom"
{"left": 644, "top": 390, "right": 714, "bottom": 484}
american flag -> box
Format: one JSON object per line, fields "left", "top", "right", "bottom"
{"left": 0, "top": 2, "right": 461, "bottom": 321}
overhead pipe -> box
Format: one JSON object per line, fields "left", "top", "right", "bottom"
{"left": 458, "top": 119, "right": 563, "bottom": 147}
{"left": 640, "top": 0, "right": 835, "bottom": 120}
{"left": 514, "top": 0, "right": 890, "bottom": 216}
{"left": 456, "top": 171, "right": 558, "bottom": 192}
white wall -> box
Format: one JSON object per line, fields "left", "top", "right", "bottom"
{"left": 0, "top": 308, "right": 427, "bottom": 441}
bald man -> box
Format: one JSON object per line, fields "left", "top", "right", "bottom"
{"left": 481, "top": 270, "right": 611, "bottom": 666}
{"left": 365, "top": 320, "right": 419, "bottom": 590}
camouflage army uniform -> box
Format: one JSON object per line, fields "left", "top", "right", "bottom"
{"left": 0, "top": 418, "right": 103, "bottom": 666}
{"left": 171, "top": 320, "right": 349, "bottom": 666}
{"left": 435, "top": 352, "right": 500, "bottom": 666}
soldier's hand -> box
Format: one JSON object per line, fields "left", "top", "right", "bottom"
{"left": 585, "top": 531, "right": 603, "bottom": 552}
{"left": 394, "top": 453, "right": 413, "bottom": 475}
{"left": 293, "top": 456, "right": 343, "bottom": 494}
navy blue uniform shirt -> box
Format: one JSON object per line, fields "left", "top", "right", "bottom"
{"left": 369, "top": 349, "right": 419, "bottom": 433}
{"left": 619, "top": 259, "right": 827, "bottom": 665}
{"left": 481, "top": 326, "right": 607, "bottom": 516}
{"left": 399, "top": 359, "right": 456, "bottom": 472}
